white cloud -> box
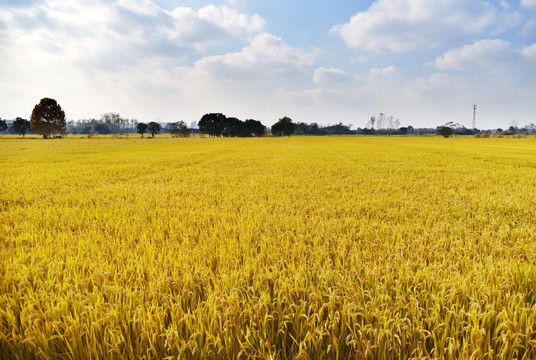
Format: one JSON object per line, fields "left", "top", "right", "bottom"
{"left": 434, "top": 39, "right": 536, "bottom": 74}
{"left": 162, "top": 34, "right": 316, "bottom": 120}
{"left": 522, "top": 43, "right": 536, "bottom": 60}
{"left": 282, "top": 63, "right": 535, "bottom": 130}
{"left": 330, "top": 0, "right": 496, "bottom": 51}
{"left": 435, "top": 39, "right": 513, "bottom": 70}
{"left": 493, "top": 11, "right": 524, "bottom": 34}
{"left": 191, "top": 33, "right": 314, "bottom": 82}
{"left": 0, "top": 0, "right": 534, "bottom": 130}
{"left": 521, "top": 0, "right": 536, "bottom": 8}
{"left": 0, "top": 0, "right": 266, "bottom": 69}
{"left": 0, "top": 0, "right": 270, "bottom": 122}
{"left": 117, "top": 0, "right": 160, "bottom": 16}
{"left": 198, "top": 5, "right": 264, "bottom": 35}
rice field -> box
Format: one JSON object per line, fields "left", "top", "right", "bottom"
{"left": 1, "top": 136, "right": 536, "bottom": 359}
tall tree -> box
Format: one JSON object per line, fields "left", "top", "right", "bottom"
{"left": 13, "top": 117, "right": 31, "bottom": 137}
{"left": 148, "top": 122, "right": 161, "bottom": 138}
{"left": 30, "top": 98, "right": 66, "bottom": 138}
{"left": 198, "top": 113, "right": 227, "bottom": 137}
{"left": 167, "top": 121, "right": 190, "bottom": 138}
{"left": 137, "top": 122, "right": 148, "bottom": 137}
{"left": 223, "top": 117, "right": 241, "bottom": 137}
{"left": 167, "top": 122, "right": 180, "bottom": 138}
{"left": 100, "top": 112, "right": 126, "bottom": 134}
{"left": 438, "top": 122, "right": 454, "bottom": 138}
{"left": 272, "top": 116, "right": 296, "bottom": 137}
{"left": 0, "top": 118, "right": 7, "bottom": 132}
{"left": 244, "top": 119, "right": 266, "bottom": 137}
{"left": 177, "top": 121, "right": 190, "bottom": 137}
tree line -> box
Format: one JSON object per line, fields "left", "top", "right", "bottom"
{"left": 198, "top": 113, "right": 266, "bottom": 137}
{"left": 0, "top": 97, "right": 363, "bottom": 139}
{"left": 2, "top": 97, "right": 536, "bottom": 139}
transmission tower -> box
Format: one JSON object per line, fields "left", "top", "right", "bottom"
{"left": 472, "top": 104, "right": 477, "bottom": 129}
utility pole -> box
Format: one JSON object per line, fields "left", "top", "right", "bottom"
{"left": 472, "top": 104, "right": 477, "bottom": 129}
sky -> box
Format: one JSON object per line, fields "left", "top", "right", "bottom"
{"left": 0, "top": 0, "right": 535, "bottom": 129}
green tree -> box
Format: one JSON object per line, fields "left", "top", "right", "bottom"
{"left": 178, "top": 121, "right": 190, "bottom": 137}
{"left": 137, "top": 122, "right": 148, "bottom": 137}
{"left": 167, "top": 121, "right": 190, "bottom": 138}
{"left": 30, "top": 98, "right": 66, "bottom": 138}
{"left": 439, "top": 124, "right": 454, "bottom": 138}
{"left": 272, "top": 116, "right": 296, "bottom": 137}
{"left": 222, "top": 117, "right": 241, "bottom": 137}
{"left": 13, "top": 117, "right": 31, "bottom": 137}
{"left": 244, "top": 119, "right": 266, "bottom": 137}
{"left": 198, "top": 113, "right": 227, "bottom": 137}
{"left": 167, "top": 122, "right": 180, "bottom": 137}
{"left": 148, "top": 122, "right": 161, "bottom": 138}
{"left": 0, "top": 118, "right": 7, "bottom": 132}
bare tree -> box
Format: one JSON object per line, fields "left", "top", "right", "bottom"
{"left": 368, "top": 116, "right": 375, "bottom": 129}
{"left": 100, "top": 112, "right": 128, "bottom": 134}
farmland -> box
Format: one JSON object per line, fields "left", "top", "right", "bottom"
{"left": 1, "top": 136, "right": 536, "bottom": 359}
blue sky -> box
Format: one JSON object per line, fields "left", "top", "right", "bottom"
{"left": 1, "top": 0, "right": 535, "bottom": 129}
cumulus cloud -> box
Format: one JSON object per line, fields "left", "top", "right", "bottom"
{"left": 0, "top": 0, "right": 266, "bottom": 69}
{"left": 330, "top": 0, "right": 497, "bottom": 51}
{"left": 191, "top": 33, "right": 314, "bottom": 81}
{"left": 434, "top": 39, "right": 536, "bottom": 74}
{"left": 0, "top": 0, "right": 270, "bottom": 121}
{"left": 1, "top": 0, "right": 534, "bottom": 129}
{"left": 435, "top": 39, "right": 514, "bottom": 70}
{"left": 198, "top": 5, "right": 265, "bottom": 35}
{"left": 117, "top": 0, "right": 160, "bottom": 16}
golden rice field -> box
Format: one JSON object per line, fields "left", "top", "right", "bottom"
{"left": 1, "top": 135, "right": 536, "bottom": 359}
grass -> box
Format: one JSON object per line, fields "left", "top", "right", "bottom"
{"left": 1, "top": 136, "right": 536, "bottom": 359}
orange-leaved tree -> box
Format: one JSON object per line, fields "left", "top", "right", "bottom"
{"left": 30, "top": 98, "right": 66, "bottom": 138}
